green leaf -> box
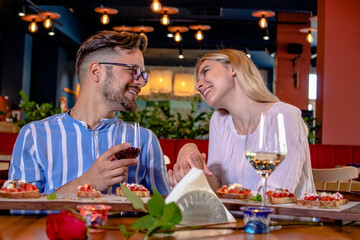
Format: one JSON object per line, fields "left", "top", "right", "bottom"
{"left": 131, "top": 214, "right": 156, "bottom": 230}
{"left": 47, "top": 192, "right": 57, "bottom": 200}
{"left": 161, "top": 202, "right": 182, "bottom": 225}
{"left": 120, "top": 184, "right": 148, "bottom": 213}
{"left": 147, "top": 188, "right": 165, "bottom": 217}
{"left": 145, "top": 202, "right": 182, "bottom": 237}
{"left": 118, "top": 225, "right": 130, "bottom": 239}
{"left": 249, "top": 193, "right": 262, "bottom": 202}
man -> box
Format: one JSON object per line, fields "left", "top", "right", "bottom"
{"left": 8, "top": 31, "right": 171, "bottom": 195}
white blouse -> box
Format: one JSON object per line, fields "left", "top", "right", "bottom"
{"left": 207, "top": 102, "right": 316, "bottom": 198}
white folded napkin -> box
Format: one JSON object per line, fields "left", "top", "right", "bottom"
{"left": 166, "top": 168, "right": 236, "bottom": 226}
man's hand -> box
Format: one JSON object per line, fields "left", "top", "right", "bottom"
{"left": 56, "top": 143, "right": 137, "bottom": 193}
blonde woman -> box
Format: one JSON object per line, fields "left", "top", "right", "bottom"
{"left": 167, "top": 49, "right": 315, "bottom": 198}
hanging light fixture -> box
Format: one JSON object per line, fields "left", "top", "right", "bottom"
{"left": 306, "top": 31, "right": 314, "bottom": 43}
{"left": 113, "top": 25, "right": 133, "bottom": 32}
{"left": 161, "top": 12, "right": 170, "bottom": 25}
{"left": 252, "top": 10, "right": 275, "bottom": 29}
{"left": 94, "top": 7, "right": 118, "bottom": 25}
{"left": 168, "top": 26, "right": 188, "bottom": 43}
{"left": 132, "top": 26, "right": 154, "bottom": 37}
{"left": 48, "top": 25, "right": 55, "bottom": 36}
{"left": 38, "top": 12, "right": 61, "bottom": 29}
{"left": 151, "top": 0, "right": 162, "bottom": 12}
{"left": 245, "top": 48, "right": 251, "bottom": 58}
{"left": 158, "top": 6, "right": 179, "bottom": 26}
{"left": 299, "top": 27, "right": 317, "bottom": 43}
{"left": 189, "top": 25, "right": 211, "bottom": 41}
{"left": 21, "top": 14, "right": 44, "bottom": 33}
{"left": 174, "top": 31, "right": 182, "bottom": 42}
{"left": 18, "top": 1, "right": 26, "bottom": 17}
{"left": 178, "top": 48, "right": 184, "bottom": 59}
{"left": 263, "top": 28, "right": 270, "bottom": 40}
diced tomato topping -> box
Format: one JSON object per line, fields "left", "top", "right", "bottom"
{"left": 123, "top": 183, "right": 148, "bottom": 192}
{"left": 79, "top": 183, "right": 93, "bottom": 191}
{"left": 304, "top": 195, "right": 317, "bottom": 201}
{"left": 320, "top": 195, "right": 331, "bottom": 201}
{"left": 228, "top": 189, "right": 238, "bottom": 193}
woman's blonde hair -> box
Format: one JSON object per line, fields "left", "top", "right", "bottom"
{"left": 195, "top": 49, "right": 278, "bottom": 103}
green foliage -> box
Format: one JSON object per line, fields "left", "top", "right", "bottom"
{"left": 249, "top": 193, "right": 262, "bottom": 202}
{"left": 47, "top": 192, "right": 57, "bottom": 200}
{"left": 119, "top": 185, "right": 182, "bottom": 240}
{"left": 18, "top": 90, "right": 61, "bottom": 127}
{"left": 303, "top": 117, "right": 321, "bottom": 144}
{"left": 119, "top": 97, "right": 213, "bottom": 139}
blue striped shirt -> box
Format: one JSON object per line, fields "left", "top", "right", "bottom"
{"left": 8, "top": 111, "right": 171, "bottom": 195}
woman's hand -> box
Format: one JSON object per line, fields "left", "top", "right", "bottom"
{"left": 167, "top": 143, "right": 213, "bottom": 188}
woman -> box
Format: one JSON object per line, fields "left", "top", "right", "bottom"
{"left": 167, "top": 49, "right": 315, "bottom": 198}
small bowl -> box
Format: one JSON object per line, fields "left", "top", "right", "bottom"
{"left": 77, "top": 204, "right": 112, "bottom": 227}
{"left": 240, "top": 207, "right": 274, "bottom": 234}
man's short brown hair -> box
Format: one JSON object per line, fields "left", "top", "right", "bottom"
{"left": 75, "top": 30, "right": 148, "bottom": 78}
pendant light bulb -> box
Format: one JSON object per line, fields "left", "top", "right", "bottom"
{"left": 43, "top": 16, "right": 52, "bottom": 29}
{"left": 259, "top": 15, "right": 267, "bottom": 29}
{"left": 306, "top": 31, "right": 314, "bottom": 43}
{"left": 29, "top": 20, "right": 38, "bottom": 33}
{"left": 151, "top": 0, "right": 162, "bottom": 12}
{"left": 174, "top": 31, "right": 182, "bottom": 42}
{"left": 195, "top": 30, "right": 204, "bottom": 41}
{"left": 161, "top": 13, "right": 170, "bottom": 26}
{"left": 178, "top": 48, "right": 184, "bottom": 59}
{"left": 100, "top": 13, "right": 110, "bottom": 25}
{"left": 48, "top": 25, "right": 55, "bottom": 36}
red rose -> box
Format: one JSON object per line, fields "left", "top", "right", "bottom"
{"left": 46, "top": 211, "right": 87, "bottom": 240}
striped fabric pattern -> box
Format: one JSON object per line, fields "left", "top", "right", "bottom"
{"left": 8, "top": 111, "right": 171, "bottom": 195}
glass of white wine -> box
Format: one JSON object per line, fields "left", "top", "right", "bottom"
{"left": 245, "top": 112, "right": 287, "bottom": 206}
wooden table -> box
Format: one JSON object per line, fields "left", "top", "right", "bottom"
{"left": 1, "top": 193, "right": 360, "bottom": 221}
{"left": 0, "top": 214, "right": 359, "bottom": 240}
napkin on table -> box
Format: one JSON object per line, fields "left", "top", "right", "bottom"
{"left": 166, "top": 168, "right": 236, "bottom": 226}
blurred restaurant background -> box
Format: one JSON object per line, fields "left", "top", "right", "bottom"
{"left": 0, "top": 0, "right": 359, "bottom": 148}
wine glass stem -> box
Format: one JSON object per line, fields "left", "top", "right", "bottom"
{"left": 262, "top": 176, "right": 268, "bottom": 207}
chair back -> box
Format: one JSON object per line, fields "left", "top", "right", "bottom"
{"left": 312, "top": 166, "right": 358, "bottom": 192}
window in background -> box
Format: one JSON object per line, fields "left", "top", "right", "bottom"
{"left": 308, "top": 73, "right": 317, "bottom": 111}
{"left": 308, "top": 73, "right": 317, "bottom": 100}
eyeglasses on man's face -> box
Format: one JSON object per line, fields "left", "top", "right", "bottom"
{"left": 99, "top": 62, "right": 149, "bottom": 84}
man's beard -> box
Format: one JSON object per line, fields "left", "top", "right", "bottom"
{"left": 103, "top": 67, "right": 137, "bottom": 112}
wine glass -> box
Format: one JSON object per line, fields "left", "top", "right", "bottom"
{"left": 244, "top": 112, "right": 287, "bottom": 206}
{"left": 113, "top": 122, "right": 141, "bottom": 160}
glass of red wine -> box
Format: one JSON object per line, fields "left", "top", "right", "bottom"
{"left": 114, "top": 122, "right": 141, "bottom": 160}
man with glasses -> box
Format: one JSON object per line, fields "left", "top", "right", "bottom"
{"left": 9, "top": 31, "right": 171, "bottom": 197}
